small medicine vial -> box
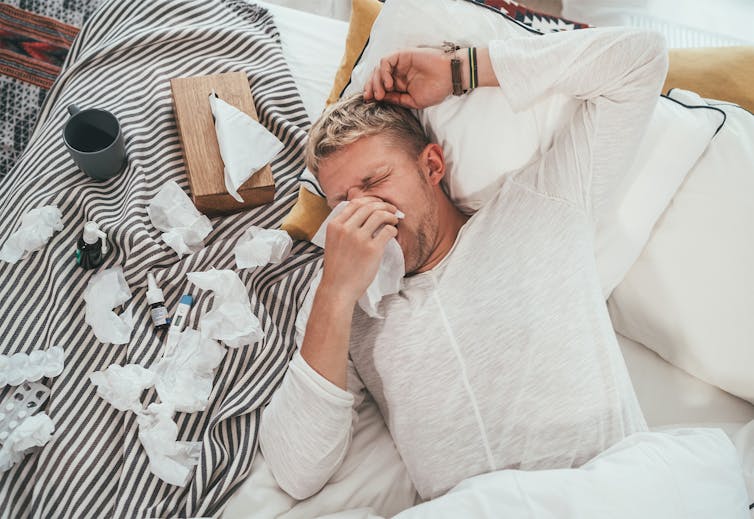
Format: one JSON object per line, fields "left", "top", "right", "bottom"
{"left": 146, "top": 272, "right": 169, "bottom": 331}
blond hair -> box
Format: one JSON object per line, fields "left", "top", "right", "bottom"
{"left": 305, "top": 93, "right": 430, "bottom": 176}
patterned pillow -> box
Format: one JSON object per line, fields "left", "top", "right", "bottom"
{"left": 473, "top": 0, "right": 590, "bottom": 33}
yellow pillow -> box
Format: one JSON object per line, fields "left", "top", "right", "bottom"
{"left": 326, "top": 0, "right": 383, "bottom": 106}
{"left": 281, "top": 186, "right": 333, "bottom": 241}
{"left": 663, "top": 46, "right": 754, "bottom": 113}
{"left": 282, "top": 0, "right": 382, "bottom": 241}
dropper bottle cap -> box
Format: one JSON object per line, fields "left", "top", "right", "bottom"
{"left": 146, "top": 272, "right": 165, "bottom": 305}
{"left": 82, "top": 221, "right": 108, "bottom": 253}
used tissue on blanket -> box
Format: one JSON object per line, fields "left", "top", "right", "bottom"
{"left": 83, "top": 267, "right": 134, "bottom": 344}
{"left": 187, "top": 269, "right": 263, "bottom": 348}
{"left": 89, "top": 364, "right": 156, "bottom": 412}
{"left": 0, "top": 413, "right": 55, "bottom": 471}
{"left": 153, "top": 329, "right": 226, "bottom": 413}
{"left": 208, "top": 90, "right": 284, "bottom": 203}
{"left": 311, "top": 201, "right": 405, "bottom": 318}
{"left": 147, "top": 180, "right": 213, "bottom": 257}
{"left": 0, "top": 205, "right": 63, "bottom": 264}
{"left": 0, "top": 346, "right": 65, "bottom": 387}
{"left": 234, "top": 226, "right": 292, "bottom": 269}
{"left": 137, "top": 402, "right": 202, "bottom": 487}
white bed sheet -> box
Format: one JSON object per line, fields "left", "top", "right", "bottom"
{"left": 258, "top": 1, "right": 348, "bottom": 123}
{"left": 224, "top": 4, "right": 754, "bottom": 518}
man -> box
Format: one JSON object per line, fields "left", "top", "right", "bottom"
{"left": 260, "top": 26, "right": 668, "bottom": 501}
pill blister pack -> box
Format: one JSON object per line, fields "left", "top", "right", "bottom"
{"left": 0, "top": 381, "right": 50, "bottom": 444}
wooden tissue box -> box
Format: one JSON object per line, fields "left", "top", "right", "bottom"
{"left": 170, "top": 71, "right": 275, "bottom": 216}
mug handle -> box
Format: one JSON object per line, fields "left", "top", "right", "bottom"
{"left": 67, "top": 104, "right": 81, "bottom": 116}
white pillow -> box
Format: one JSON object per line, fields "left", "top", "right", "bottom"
{"left": 393, "top": 428, "right": 749, "bottom": 519}
{"left": 344, "top": 0, "right": 724, "bottom": 297}
{"left": 608, "top": 101, "right": 754, "bottom": 404}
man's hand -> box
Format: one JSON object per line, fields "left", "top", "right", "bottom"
{"left": 321, "top": 197, "right": 400, "bottom": 304}
{"left": 363, "top": 47, "right": 497, "bottom": 109}
{"left": 363, "top": 48, "right": 453, "bottom": 109}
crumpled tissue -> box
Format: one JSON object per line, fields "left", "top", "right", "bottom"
{"left": 152, "top": 329, "right": 226, "bottom": 413}
{"left": 234, "top": 226, "right": 292, "bottom": 269}
{"left": 0, "top": 205, "right": 63, "bottom": 264}
{"left": 137, "top": 402, "right": 202, "bottom": 487}
{"left": 0, "top": 346, "right": 65, "bottom": 387}
{"left": 147, "top": 180, "right": 213, "bottom": 258}
{"left": 208, "top": 90, "right": 284, "bottom": 203}
{"left": 0, "top": 413, "right": 55, "bottom": 472}
{"left": 310, "top": 201, "right": 405, "bottom": 318}
{"left": 187, "top": 269, "right": 263, "bottom": 348}
{"left": 83, "top": 267, "right": 134, "bottom": 345}
{"left": 89, "top": 364, "right": 156, "bottom": 412}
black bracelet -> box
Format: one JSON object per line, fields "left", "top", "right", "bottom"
{"left": 469, "top": 47, "right": 478, "bottom": 91}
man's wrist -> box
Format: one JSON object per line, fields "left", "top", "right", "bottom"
{"left": 318, "top": 277, "right": 360, "bottom": 309}
{"left": 462, "top": 47, "right": 497, "bottom": 89}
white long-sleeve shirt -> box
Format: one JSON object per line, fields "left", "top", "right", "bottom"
{"left": 260, "top": 27, "right": 668, "bottom": 501}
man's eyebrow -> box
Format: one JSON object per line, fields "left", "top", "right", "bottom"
{"left": 331, "top": 166, "right": 391, "bottom": 203}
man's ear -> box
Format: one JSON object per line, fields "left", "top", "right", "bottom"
{"left": 420, "top": 143, "right": 446, "bottom": 186}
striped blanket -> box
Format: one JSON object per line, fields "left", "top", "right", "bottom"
{"left": 0, "top": 0, "right": 321, "bottom": 517}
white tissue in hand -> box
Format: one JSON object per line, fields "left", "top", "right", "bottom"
{"left": 311, "top": 202, "right": 405, "bottom": 318}
{"left": 0, "top": 205, "right": 63, "bottom": 264}
{"left": 89, "top": 364, "right": 156, "bottom": 412}
{"left": 83, "top": 267, "right": 134, "bottom": 344}
{"left": 0, "top": 346, "right": 65, "bottom": 387}
{"left": 152, "top": 329, "right": 226, "bottom": 413}
{"left": 147, "top": 181, "right": 213, "bottom": 257}
{"left": 234, "top": 226, "right": 292, "bottom": 269}
{"left": 0, "top": 413, "right": 55, "bottom": 472}
{"left": 208, "top": 91, "right": 284, "bottom": 203}
{"left": 187, "top": 269, "right": 262, "bottom": 348}
{"left": 137, "top": 402, "right": 202, "bottom": 487}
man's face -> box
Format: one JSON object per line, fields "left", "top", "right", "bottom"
{"left": 316, "top": 134, "right": 440, "bottom": 275}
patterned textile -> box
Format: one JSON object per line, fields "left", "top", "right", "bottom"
{"left": 0, "top": 0, "right": 321, "bottom": 517}
{"left": 0, "top": 4, "right": 78, "bottom": 87}
{"left": 0, "top": 0, "right": 103, "bottom": 178}
{"left": 473, "top": 0, "right": 590, "bottom": 32}
{"left": 374, "top": 0, "right": 590, "bottom": 33}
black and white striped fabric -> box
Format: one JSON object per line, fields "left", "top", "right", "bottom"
{"left": 0, "top": 0, "right": 321, "bottom": 516}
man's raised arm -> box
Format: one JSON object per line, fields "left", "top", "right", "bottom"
{"left": 364, "top": 27, "right": 668, "bottom": 222}
{"left": 484, "top": 27, "right": 668, "bottom": 221}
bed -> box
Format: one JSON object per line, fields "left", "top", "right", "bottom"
{"left": 1, "top": 0, "right": 752, "bottom": 517}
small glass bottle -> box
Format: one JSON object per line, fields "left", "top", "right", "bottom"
{"left": 76, "top": 221, "right": 108, "bottom": 270}
{"left": 146, "top": 272, "right": 170, "bottom": 331}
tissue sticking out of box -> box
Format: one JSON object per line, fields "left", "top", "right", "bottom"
{"left": 208, "top": 90, "right": 283, "bottom": 203}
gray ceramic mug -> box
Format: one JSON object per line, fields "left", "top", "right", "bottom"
{"left": 63, "top": 104, "right": 127, "bottom": 181}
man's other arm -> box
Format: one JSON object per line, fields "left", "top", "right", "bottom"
{"left": 260, "top": 198, "right": 398, "bottom": 500}
{"left": 259, "top": 304, "right": 364, "bottom": 500}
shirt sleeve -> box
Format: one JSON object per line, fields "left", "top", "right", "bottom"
{"left": 258, "top": 348, "right": 366, "bottom": 500}
{"left": 488, "top": 27, "right": 668, "bottom": 223}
